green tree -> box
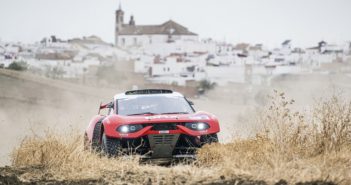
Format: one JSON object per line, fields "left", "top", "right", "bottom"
{"left": 198, "top": 80, "right": 216, "bottom": 95}
{"left": 7, "top": 61, "right": 28, "bottom": 71}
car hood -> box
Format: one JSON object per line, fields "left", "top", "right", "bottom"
{"left": 105, "top": 111, "right": 216, "bottom": 124}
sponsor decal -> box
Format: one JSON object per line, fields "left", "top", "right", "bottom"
{"left": 159, "top": 130, "right": 169, "bottom": 134}
{"left": 189, "top": 115, "right": 210, "bottom": 120}
{"left": 145, "top": 115, "right": 178, "bottom": 120}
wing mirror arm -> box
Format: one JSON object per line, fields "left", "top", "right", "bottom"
{"left": 188, "top": 100, "right": 194, "bottom": 106}
{"left": 98, "top": 102, "right": 113, "bottom": 114}
{"left": 185, "top": 97, "right": 194, "bottom": 106}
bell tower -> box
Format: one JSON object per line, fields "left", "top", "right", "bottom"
{"left": 115, "top": 2, "right": 124, "bottom": 46}
{"left": 129, "top": 15, "right": 135, "bottom": 26}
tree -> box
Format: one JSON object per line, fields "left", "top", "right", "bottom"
{"left": 197, "top": 79, "right": 216, "bottom": 95}
{"left": 7, "top": 61, "right": 27, "bottom": 71}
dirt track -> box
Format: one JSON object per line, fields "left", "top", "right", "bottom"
{"left": 0, "top": 166, "right": 337, "bottom": 185}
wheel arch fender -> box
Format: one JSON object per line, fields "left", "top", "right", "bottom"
{"left": 86, "top": 115, "right": 105, "bottom": 141}
{"left": 102, "top": 115, "right": 124, "bottom": 138}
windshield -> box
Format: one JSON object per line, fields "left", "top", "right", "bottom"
{"left": 117, "top": 95, "right": 194, "bottom": 116}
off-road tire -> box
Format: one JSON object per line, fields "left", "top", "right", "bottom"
{"left": 91, "top": 120, "right": 103, "bottom": 152}
{"left": 200, "top": 133, "right": 219, "bottom": 146}
{"left": 101, "top": 133, "right": 121, "bottom": 157}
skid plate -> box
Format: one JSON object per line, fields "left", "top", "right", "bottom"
{"left": 148, "top": 134, "right": 179, "bottom": 158}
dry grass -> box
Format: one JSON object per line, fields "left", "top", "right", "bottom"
{"left": 198, "top": 91, "right": 351, "bottom": 184}
{"left": 10, "top": 131, "right": 233, "bottom": 184}
{"left": 10, "top": 91, "right": 351, "bottom": 184}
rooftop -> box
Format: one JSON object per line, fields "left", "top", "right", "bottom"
{"left": 282, "top": 40, "right": 291, "bottom": 46}
{"left": 118, "top": 20, "right": 198, "bottom": 36}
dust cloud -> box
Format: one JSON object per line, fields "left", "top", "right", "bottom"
{"left": 0, "top": 70, "right": 115, "bottom": 165}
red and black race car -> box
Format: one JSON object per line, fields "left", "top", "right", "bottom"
{"left": 84, "top": 89, "right": 220, "bottom": 160}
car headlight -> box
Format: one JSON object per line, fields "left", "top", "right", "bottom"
{"left": 185, "top": 122, "right": 209, "bottom": 131}
{"left": 117, "top": 124, "right": 143, "bottom": 133}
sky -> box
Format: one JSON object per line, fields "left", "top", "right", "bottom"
{"left": 0, "top": 0, "right": 350, "bottom": 48}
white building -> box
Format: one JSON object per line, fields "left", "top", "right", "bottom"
{"left": 280, "top": 40, "right": 292, "bottom": 55}
{"left": 114, "top": 4, "right": 198, "bottom": 47}
{"left": 0, "top": 47, "right": 5, "bottom": 55}
{"left": 140, "top": 40, "right": 215, "bottom": 57}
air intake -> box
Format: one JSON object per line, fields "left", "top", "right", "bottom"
{"left": 125, "top": 89, "right": 173, "bottom": 95}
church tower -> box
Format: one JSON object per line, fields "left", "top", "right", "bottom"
{"left": 115, "top": 2, "right": 124, "bottom": 46}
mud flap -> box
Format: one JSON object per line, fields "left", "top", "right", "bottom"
{"left": 148, "top": 134, "right": 179, "bottom": 158}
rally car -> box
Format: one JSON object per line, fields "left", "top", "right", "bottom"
{"left": 84, "top": 89, "right": 220, "bottom": 160}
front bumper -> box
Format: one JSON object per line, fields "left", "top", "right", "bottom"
{"left": 104, "top": 123, "right": 219, "bottom": 139}
{"left": 103, "top": 122, "right": 219, "bottom": 159}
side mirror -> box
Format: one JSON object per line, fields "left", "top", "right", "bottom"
{"left": 98, "top": 102, "right": 113, "bottom": 114}
{"left": 107, "top": 102, "right": 114, "bottom": 108}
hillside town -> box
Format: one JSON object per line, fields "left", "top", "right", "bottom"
{"left": 1, "top": 4, "right": 351, "bottom": 87}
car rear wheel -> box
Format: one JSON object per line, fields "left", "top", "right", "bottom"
{"left": 200, "top": 133, "right": 219, "bottom": 146}
{"left": 101, "top": 133, "right": 121, "bottom": 157}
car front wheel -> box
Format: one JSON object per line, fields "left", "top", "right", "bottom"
{"left": 200, "top": 133, "right": 219, "bottom": 146}
{"left": 101, "top": 133, "right": 121, "bottom": 157}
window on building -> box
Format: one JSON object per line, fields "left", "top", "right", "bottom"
{"left": 121, "top": 38, "right": 125, "bottom": 46}
{"left": 134, "top": 38, "right": 137, "bottom": 45}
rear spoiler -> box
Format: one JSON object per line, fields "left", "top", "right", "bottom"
{"left": 98, "top": 102, "right": 113, "bottom": 114}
